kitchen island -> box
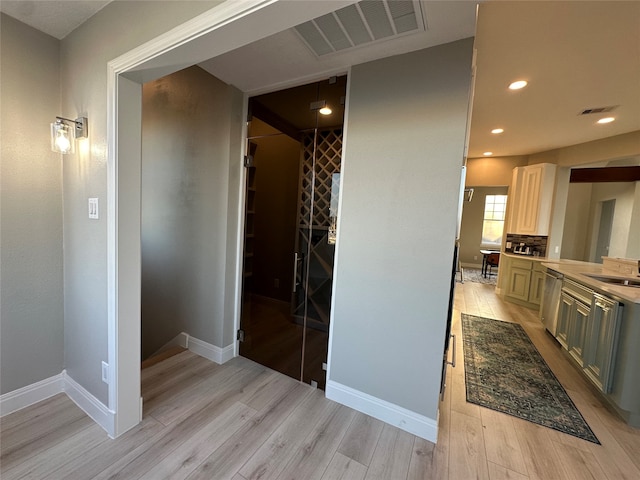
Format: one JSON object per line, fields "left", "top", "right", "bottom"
{"left": 541, "top": 257, "right": 640, "bottom": 427}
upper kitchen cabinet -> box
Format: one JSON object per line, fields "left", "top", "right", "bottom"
{"left": 508, "top": 163, "right": 557, "bottom": 236}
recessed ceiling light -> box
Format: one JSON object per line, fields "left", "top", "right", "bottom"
{"left": 597, "top": 117, "right": 615, "bottom": 124}
{"left": 483, "top": 152, "right": 493, "bottom": 156}
{"left": 508, "top": 80, "right": 528, "bottom": 90}
{"left": 319, "top": 106, "right": 332, "bottom": 115}
{"left": 491, "top": 128, "right": 504, "bottom": 134}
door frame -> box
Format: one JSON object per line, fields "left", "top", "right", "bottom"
{"left": 105, "top": 0, "right": 355, "bottom": 437}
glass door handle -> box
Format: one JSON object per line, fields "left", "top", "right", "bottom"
{"left": 293, "top": 252, "right": 301, "bottom": 292}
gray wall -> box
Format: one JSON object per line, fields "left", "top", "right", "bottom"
{"left": 586, "top": 182, "right": 638, "bottom": 261}
{"left": 330, "top": 39, "right": 474, "bottom": 420}
{"left": 459, "top": 186, "right": 509, "bottom": 267}
{"left": 141, "top": 66, "right": 242, "bottom": 359}
{"left": 59, "top": 1, "right": 221, "bottom": 403}
{"left": 561, "top": 181, "right": 640, "bottom": 261}
{"left": 560, "top": 183, "right": 593, "bottom": 261}
{"left": 0, "top": 14, "right": 65, "bottom": 394}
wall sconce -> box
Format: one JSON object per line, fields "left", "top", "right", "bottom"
{"left": 50, "top": 116, "right": 88, "bottom": 154}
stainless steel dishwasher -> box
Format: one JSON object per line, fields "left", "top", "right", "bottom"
{"left": 541, "top": 269, "right": 563, "bottom": 335}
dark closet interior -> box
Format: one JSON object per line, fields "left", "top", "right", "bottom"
{"left": 240, "top": 76, "right": 347, "bottom": 389}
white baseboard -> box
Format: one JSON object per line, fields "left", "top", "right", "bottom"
{"left": 0, "top": 373, "right": 65, "bottom": 416}
{"left": 325, "top": 380, "right": 438, "bottom": 443}
{"left": 63, "top": 371, "right": 115, "bottom": 437}
{"left": 187, "top": 335, "right": 234, "bottom": 364}
{"left": 0, "top": 371, "right": 116, "bottom": 438}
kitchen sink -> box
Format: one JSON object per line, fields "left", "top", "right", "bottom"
{"left": 585, "top": 274, "right": 640, "bottom": 287}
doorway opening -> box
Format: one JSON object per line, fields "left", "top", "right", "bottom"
{"left": 239, "top": 76, "right": 347, "bottom": 389}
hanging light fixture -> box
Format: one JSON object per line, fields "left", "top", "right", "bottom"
{"left": 50, "top": 116, "right": 88, "bottom": 154}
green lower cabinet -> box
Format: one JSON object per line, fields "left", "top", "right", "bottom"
{"left": 583, "top": 294, "right": 623, "bottom": 393}
{"left": 568, "top": 299, "right": 590, "bottom": 368}
{"left": 503, "top": 257, "right": 546, "bottom": 309}
{"left": 506, "top": 267, "right": 531, "bottom": 302}
{"left": 556, "top": 286, "right": 623, "bottom": 394}
{"left": 529, "top": 269, "right": 545, "bottom": 306}
{"left": 556, "top": 292, "right": 572, "bottom": 349}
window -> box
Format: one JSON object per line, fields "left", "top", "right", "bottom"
{"left": 482, "top": 195, "right": 508, "bottom": 246}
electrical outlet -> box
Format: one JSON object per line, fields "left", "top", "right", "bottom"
{"left": 274, "top": 278, "right": 279, "bottom": 288}
{"left": 555, "top": 246, "right": 560, "bottom": 254}
{"left": 101, "top": 361, "right": 109, "bottom": 383}
{"left": 322, "top": 362, "right": 327, "bottom": 371}
{"left": 474, "top": 255, "right": 478, "bottom": 260}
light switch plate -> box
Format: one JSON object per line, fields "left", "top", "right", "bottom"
{"left": 101, "top": 361, "right": 109, "bottom": 383}
{"left": 88, "top": 198, "right": 99, "bottom": 219}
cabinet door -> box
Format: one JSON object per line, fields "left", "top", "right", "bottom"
{"left": 515, "top": 164, "right": 543, "bottom": 234}
{"left": 509, "top": 164, "right": 556, "bottom": 236}
{"left": 568, "top": 300, "right": 590, "bottom": 367}
{"left": 556, "top": 292, "right": 573, "bottom": 349}
{"left": 584, "top": 297, "right": 622, "bottom": 393}
{"left": 529, "top": 270, "right": 545, "bottom": 306}
{"left": 506, "top": 267, "right": 531, "bottom": 302}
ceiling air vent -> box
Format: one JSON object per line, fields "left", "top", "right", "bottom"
{"left": 579, "top": 106, "right": 618, "bottom": 115}
{"left": 294, "top": 0, "right": 426, "bottom": 57}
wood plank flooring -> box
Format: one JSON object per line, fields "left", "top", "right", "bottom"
{"left": 2, "top": 281, "right": 640, "bottom": 479}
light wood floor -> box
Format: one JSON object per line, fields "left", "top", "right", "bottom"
{"left": 2, "top": 281, "right": 640, "bottom": 479}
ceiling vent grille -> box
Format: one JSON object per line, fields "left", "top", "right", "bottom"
{"left": 579, "top": 106, "right": 618, "bottom": 115}
{"left": 294, "top": 0, "right": 426, "bottom": 57}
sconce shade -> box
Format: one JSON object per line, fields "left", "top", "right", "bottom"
{"left": 50, "top": 116, "right": 87, "bottom": 154}
{"left": 51, "top": 119, "right": 75, "bottom": 154}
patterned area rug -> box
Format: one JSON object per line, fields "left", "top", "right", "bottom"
{"left": 461, "top": 313, "right": 600, "bottom": 444}
{"left": 462, "top": 268, "right": 497, "bottom": 285}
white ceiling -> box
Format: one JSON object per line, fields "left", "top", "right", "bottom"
{"left": 3, "top": 1, "right": 639, "bottom": 160}
{"left": 0, "top": 0, "right": 111, "bottom": 39}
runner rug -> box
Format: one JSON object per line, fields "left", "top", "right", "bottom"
{"left": 461, "top": 313, "right": 600, "bottom": 444}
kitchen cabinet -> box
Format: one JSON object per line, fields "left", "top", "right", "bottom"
{"left": 584, "top": 294, "right": 622, "bottom": 393}
{"left": 556, "top": 278, "right": 622, "bottom": 393}
{"left": 558, "top": 279, "right": 593, "bottom": 364}
{"left": 529, "top": 269, "right": 545, "bottom": 305}
{"left": 506, "top": 264, "right": 531, "bottom": 302}
{"left": 508, "top": 163, "right": 556, "bottom": 236}
{"left": 542, "top": 261, "right": 639, "bottom": 425}
{"left": 568, "top": 298, "right": 591, "bottom": 367}
{"left": 503, "top": 255, "right": 546, "bottom": 309}
{"left": 556, "top": 291, "right": 572, "bottom": 348}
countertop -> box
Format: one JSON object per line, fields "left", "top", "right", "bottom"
{"left": 540, "top": 259, "right": 640, "bottom": 304}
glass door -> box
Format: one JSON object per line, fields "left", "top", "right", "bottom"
{"left": 240, "top": 76, "right": 346, "bottom": 388}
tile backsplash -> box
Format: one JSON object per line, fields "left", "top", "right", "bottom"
{"left": 505, "top": 234, "right": 548, "bottom": 257}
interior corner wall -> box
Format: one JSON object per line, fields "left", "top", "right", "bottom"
{"left": 459, "top": 186, "right": 509, "bottom": 266}
{"left": 141, "top": 66, "right": 242, "bottom": 359}
{"left": 465, "top": 156, "right": 529, "bottom": 186}
{"left": 329, "top": 38, "right": 473, "bottom": 424}
{"left": 586, "top": 182, "right": 637, "bottom": 261}
{"left": 60, "top": 0, "right": 224, "bottom": 405}
{"left": 560, "top": 183, "right": 593, "bottom": 261}
{"left": 0, "top": 14, "right": 65, "bottom": 394}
